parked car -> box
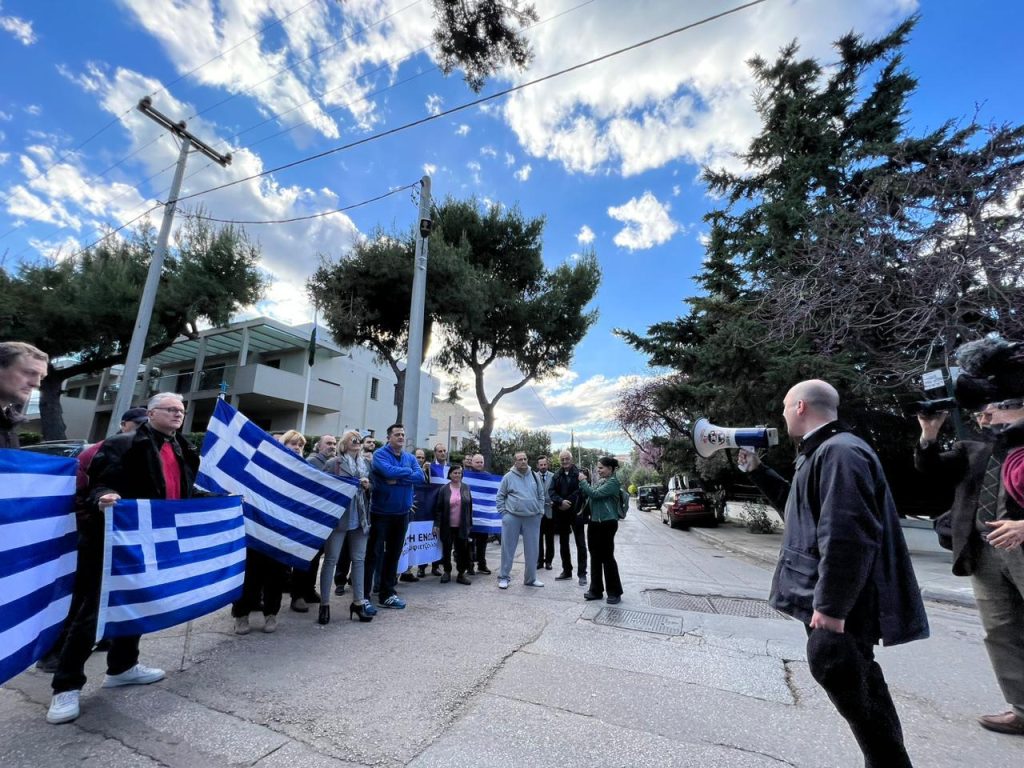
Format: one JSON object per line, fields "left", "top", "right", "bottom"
{"left": 20, "top": 440, "right": 90, "bottom": 458}
{"left": 660, "top": 488, "right": 717, "bottom": 529}
{"left": 637, "top": 484, "right": 665, "bottom": 510}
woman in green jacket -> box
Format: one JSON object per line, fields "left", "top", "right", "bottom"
{"left": 578, "top": 456, "right": 623, "bottom": 604}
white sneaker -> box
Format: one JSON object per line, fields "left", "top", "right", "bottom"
{"left": 525, "top": 579, "right": 545, "bottom": 588}
{"left": 46, "top": 690, "right": 80, "bottom": 724}
{"left": 498, "top": 578, "right": 510, "bottom": 589}
{"left": 101, "top": 663, "right": 165, "bottom": 688}
{"left": 234, "top": 615, "right": 250, "bottom": 635}
{"left": 263, "top": 614, "right": 278, "bottom": 633}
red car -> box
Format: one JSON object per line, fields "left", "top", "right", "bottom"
{"left": 660, "top": 489, "right": 717, "bottom": 529}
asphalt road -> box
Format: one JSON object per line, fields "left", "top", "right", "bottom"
{"left": 2, "top": 504, "right": 1022, "bottom": 767}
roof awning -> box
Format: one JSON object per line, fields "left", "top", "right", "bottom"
{"left": 149, "top": 321, "right": 339, "bottom": 365}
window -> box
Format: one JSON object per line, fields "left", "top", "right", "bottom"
{"left": 370, "top": 377, "right": 379, "bottom": 400}
{"left": 263, "top": 358, "right": 281, "bottom": 369}
{"left": 83, "top": 384, "right": 99, "bottom": 399}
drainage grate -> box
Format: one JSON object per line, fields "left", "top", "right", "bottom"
{"left": 594, "top": 607, "right": 685, "bottom": 636}
{"left": 646, "top": 590, "right": 790, "bottom": 620}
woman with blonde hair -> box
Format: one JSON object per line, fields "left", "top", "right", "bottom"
{"left": 320, "top": 430, "right": 375, "bottom": 623}
{"left": 279, "top": 429, "right": 306, "bottom": 456}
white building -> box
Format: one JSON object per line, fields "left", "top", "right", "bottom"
{"left": 426, "top": 397, "right": 483, "bottom": 455}
{"left": 57, "top": 317, "right": 437, "bottom": 444}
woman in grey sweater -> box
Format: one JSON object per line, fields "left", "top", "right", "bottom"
{"left": 320, "top": 430, "right": 376, "bottom": 623}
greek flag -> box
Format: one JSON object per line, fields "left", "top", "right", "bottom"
{"left": 197, "top": 399, "right": 357, "bottom": 570}
{"left": 97, "top": 496, "right": 245, "bottom": 640}
{"left": 428, "top": 464, "right": 502, "bottom": 534}
{"left": 0, "top": 449, "right": 77, "bottom": 685}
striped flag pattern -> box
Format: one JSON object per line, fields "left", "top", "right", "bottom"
{"left": 97, "top": 496, "right": 245, "bottom": 640}
{"left": 0, "top": 449, "right": 77, "bottom": 685}
{"left": 197, "top": 399, "right": 357, "bottom": 570}
{"left": 428, "top": 464, "right": 502, "bottom": 534}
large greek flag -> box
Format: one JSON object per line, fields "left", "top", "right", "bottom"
{"left": 428, "top": 464, "right": 502, "bottom": 535}
{"left": 0, "top": 449, "right": 77, "bottom": 685}
{"left": 197, "top": 399, "right": 357, "bottom": 570}
{"left": 97, "top": 496, "right": 245, "bottom": 640}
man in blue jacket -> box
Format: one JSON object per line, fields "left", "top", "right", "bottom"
{"left": 365, "top": 423, "right": 424, "bottom": 609}
{"left": 739, "top": 379, "right": 927, "bottom": 768}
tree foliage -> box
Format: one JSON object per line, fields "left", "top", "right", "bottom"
{"left": 432, "top": 197, "right": 600, "bottom": 467}
{"left": 616, "top": 17, "right": 1018, "bottom": 516}
{"left": 1, "top": 215, "right": 266, "bottom": 439}
{"left": 431, "top": 0, "right": 538, "bottom": 92}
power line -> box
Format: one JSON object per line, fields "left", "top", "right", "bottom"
{"left": 183, "top": 180, "right": 419, "bottom": 225}
{"left": 170, "top": 0, "right": 768, "bottom": 208}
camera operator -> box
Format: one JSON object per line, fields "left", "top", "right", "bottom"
{"left": 915, "top": 336, "right": 1024, "bottom": 736}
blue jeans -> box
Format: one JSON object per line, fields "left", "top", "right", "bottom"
{"left": 363, "top": 512, "right": 409, "bottom": 601}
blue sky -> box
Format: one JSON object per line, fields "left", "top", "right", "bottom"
{"left": 1, "top": 0, "right": 1021, "bottom": 452}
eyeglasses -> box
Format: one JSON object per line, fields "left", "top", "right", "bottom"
{"left": 350, "top": 438, "right": 362, "bottom": 444}
{"left": 152, "top": 407, "right": 185, "bottom": 416}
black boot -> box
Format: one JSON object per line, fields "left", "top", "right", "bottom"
{"left": 317, "top": 605, "right": 330, "bottom": 625}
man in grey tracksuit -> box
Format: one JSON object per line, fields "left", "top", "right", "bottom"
{"left": 496, "top": 451, "right": 546, "bottom": 589}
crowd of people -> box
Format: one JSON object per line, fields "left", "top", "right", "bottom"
{"left": 3, "top": 334, "right": 1022, "bottom": 765}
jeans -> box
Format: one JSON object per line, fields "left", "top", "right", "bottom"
{"left": 971, "top": 540, "right": 1024, "bottom": 717}
{"left": 557, "top": 516, "right": 588, "bottom": 576}
{"left": 537, "top": 515, "right": 555, "bottom": 566}
{"left": 363, "top": 512, "right": 409, "bottom": 601}
{"left": 499, "top": 514, "right": 541, "bottom": 583}
{"left": 806, "top": 627, "right": 912, "bottom": 768}
{"left": 233, "top": 548, "right": 286, "bottom": 617}
{"left": 52, "top": 514, "right": 140, "bottom": 694}
{"left": 587, "top": 520, "right": 621, "bottom": 597}
{"left": 320, "top": 525, "right": 368, "bottom": 607}
{"left": 334, "top": 535, "right": 351, "bottom": 588}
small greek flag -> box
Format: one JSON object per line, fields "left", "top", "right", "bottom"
{"left": 0, "top": 449, "right": 77, "bottom": 685}
{"left": 97, "top": 496, "right": 246, "bottom": 640}
{"left": 428, "top": 464, "right": 502, "bottom": 534}
{"left": 197, "top": 399, "right": 357, "bottom": 570}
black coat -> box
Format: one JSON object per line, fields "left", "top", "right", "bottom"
{"left": 915, "top": 420, "right": 1024, "bottom": 577}
{"left": 1, "top": 405, "right": 21, "bottom": 448}
{"left": 87, "top": 422, "right": 202, "bottom": 507}
{"left": 549, "top": 465, "right": 582, "bottom": 523}
{"left": 750, "top": 422, "right": 929, "bottom": 647}
{"left": 433, "top": 483, "right": 473, "bottom": 539}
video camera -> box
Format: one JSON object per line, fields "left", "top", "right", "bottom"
{"left": 904, "top": 397, "right": 958, "bottom": 416}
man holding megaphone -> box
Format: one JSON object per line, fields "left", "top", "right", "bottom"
{"left": 736, "top": 379, "right": 928, "bottom": 768}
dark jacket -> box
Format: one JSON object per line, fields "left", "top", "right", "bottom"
{"left": 915, "top": 420, "right": 1024, "bottom": 577}
{"left": 87, "top": 422, "right": 202, "bottom": 507}
{"left": 549, "top": 465, "right": 582, "bottom": 522}
{"left": 433, "top": 483, "right": 474, "bottom": 539}
{"left": 1, "top": 405, "right": 21, "bottom": 449}
{"left": 750, "top": 422, "right": 928, "bottom": 647}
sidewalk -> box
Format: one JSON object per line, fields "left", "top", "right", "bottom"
{"left": 687, "top": 518, "right": 977, "bottom": 608}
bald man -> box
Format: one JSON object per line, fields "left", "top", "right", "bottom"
{"left": 468, "top": 453, "right": 492, "bottom": 575}
{"left": 739, "top": 379, "right": 927, "bottom": 768}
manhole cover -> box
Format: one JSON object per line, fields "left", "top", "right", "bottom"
{"left": 646, "top": 590, "right": 789, "bottom": 620}
{"left": 594, "top": 607, "right": 684, "bottom": 636}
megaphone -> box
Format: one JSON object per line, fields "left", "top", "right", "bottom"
{"left": 691, "top": 417, "right": 779, "bottom": 459}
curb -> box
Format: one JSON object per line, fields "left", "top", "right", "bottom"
{"left": 688, "top": 527, "right": 977, "bottom": 610}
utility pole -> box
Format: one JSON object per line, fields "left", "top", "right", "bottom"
{"left": 108, "top": 98, "right": 231, "bottom": 436}
{"left": 401, "top": 176, "right": 432, "bottom": 449}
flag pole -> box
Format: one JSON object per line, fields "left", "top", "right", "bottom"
{"left": 300, "top": 305, "right": 317, "bottom": 435}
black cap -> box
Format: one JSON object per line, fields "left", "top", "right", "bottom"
{"left": 121, "top": 407, "right": 149, "bottom": 424}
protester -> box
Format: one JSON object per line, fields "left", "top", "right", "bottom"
{"left": 365, "top": 424, "right": 423, "bottom": 609}
{"left": 320, "top": 430, "right": 375, "bottom": 623}
{"left": 578, "top": 457, "right": 623, "bottom": 604}
{"left": 306, "top": 434, "right": 337, "bottom": 471}
{"left": 401, "top": 448, "right": 430, "bottom": 582}
{"left": 739, "top": 379, "right": 927, "bottom": 767}
{"left": 420, "top": 442, "right": 450, "bottom": 578}
{"left": 277, "top": 430, "right": 321, "bottom": 613}
{"left": 468, "top": 453, "right": 492, "bottom": 575}
{"left": 495, "top": 451, "right": 545, "bottom": 590}
{"left": 433, "top": 465, "right": 474, "bottom": 585}
{"left": 0, "top": 341, "right": 48, "bottom": 448}
{"left": 47, "top": 392, "right": 201, "bottom": 725}
{"left": 535, "top": 456, "right": 555, "bottom": 571}
{"left": 549, "top": 450, "right": 587, "bottom": 586}
{"left": 915, "top": 336, "right": 1024, "bottom": 736}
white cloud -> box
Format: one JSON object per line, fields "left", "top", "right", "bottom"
{"left": 500, "top": 0, "right": 917, "bottom": 177}
{"left": 467, "top": 160, "right": 482, "bottom": 184}
{"left": 607, "top": 191, "right": 679, "bottom": 251}
{"left": 0, "top": 11, "right": 35, "bottom": 45}
{"left": 504, "top": 152, "right": 516, "bottom": 167}
{"left": 422, "top": 162, "right": 437, "bottom": 176}
{"left": 672, "top": 184, "right": 681, "bottom": 197}
{"left": 0, "top": 110, "right": 12, "bottom": 121}
{"left": 24, "top": 104, "right": 41, "bottom": 116}
{"left": 514, "top": 163, "right": 532, "bottom": 182}
{"left": 455, "top": 123, "right": 470, "bottom": 136}
{"left": 425, "top": 94, "right": 443, "bottom": 116}
{"left": 0, "top": 152, "right": 9, "bottom": 166}
{"left": 480, "top": 145, "right": 498, "bottom": 158}
{"left": 576, "top": 224, "right": 595, "bottom": 245}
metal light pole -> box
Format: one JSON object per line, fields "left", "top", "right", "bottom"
{"left": 401, "top": 176, "right": 431, "bottom": 448}
{"left": 108, "top": 98, "right": 231, "bottom": 436}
